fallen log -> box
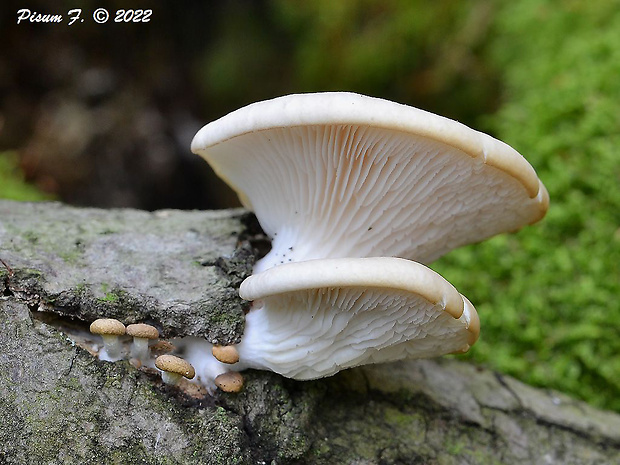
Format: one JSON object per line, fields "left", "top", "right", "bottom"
{"left": 1, "top": 200, "right": 618, "bottom": 464}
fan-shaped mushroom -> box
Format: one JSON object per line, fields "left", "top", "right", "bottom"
{"left": 192, "top": 92, "right": 548, "bottom": 273}
{"left": 185, "top": 93, "right": 547, "bottom": 391}
{"left": 186, "top": 257, "right": 478, "bottom": 382}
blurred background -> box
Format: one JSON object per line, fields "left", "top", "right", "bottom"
{"left": 1, "top": 0, "right": 619, "bottom": 411}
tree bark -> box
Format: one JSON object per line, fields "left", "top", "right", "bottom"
{"left": 1, "top": 200, "right": 618, "bottom": 465}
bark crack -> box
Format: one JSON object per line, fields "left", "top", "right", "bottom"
{"left": 494, "top": 371, "right": 524, "bottom": 410}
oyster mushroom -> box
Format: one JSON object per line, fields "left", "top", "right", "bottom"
{"left": 185, "top": 92, "right": 548, "bottom": 391}
{"left": 191, "top": 92, "right": 548, "bottom": 273}
{"left": 187, "top": 257, "right": 478, "bottom": 382}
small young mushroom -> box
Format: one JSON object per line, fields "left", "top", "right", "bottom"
{"left": 214, "top": 372, "right": 244, "bottom": 393}
{"left": 89, "top": 318, "right": 126, "bottom": 361}
{"left": 171, "top": 337, "right": 231, "bottom": 393}
{"left": 155, "top": 354, "right": 195, "bottom": 385}
{"left": 126, "top": 323, "right": 159, "bottom": 362}
{"left": 212, "top": 345, "right": 240, "bottom": 364}
{"left": 150, "top": 340, "right": 176, "bottom": 357}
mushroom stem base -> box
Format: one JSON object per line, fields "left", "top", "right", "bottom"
{"left": 161, "top": 372, "right": 183, "bottom": 385}
{"left": 100, "top": 335, "right": 123, "bottom": 361}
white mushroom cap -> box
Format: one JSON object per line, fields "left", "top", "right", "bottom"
{"left": 232, "top": 257, "right": 479, "bottom": 380}
{"left": 191, "top": 92, "right": 548, "bottom": 273}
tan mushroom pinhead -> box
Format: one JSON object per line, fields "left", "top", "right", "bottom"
{"left": 212, "top": 345, "right": 240, "bottom": 364}
{"left": 155, "top": 355, "right": 195, "bottom": 385}
{"left": 150, "top": 340, "right": 176, "bottom": 357}
{"left": 126, "top": 323, "right": 159, "bottom": 339}
{"left": 90, "top": 318, "right": 126, "bottom": 336}
{"left": 89, "top": 318, "right": 126, "bottom": 361}
{"left": 126, "top": 323, "right": 159, "bottom": 362}
{"left": 214, "top": 372, "right": 244, "bottom": 393}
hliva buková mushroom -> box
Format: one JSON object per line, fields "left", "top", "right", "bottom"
{"left": 182, "top": 257, "right": 478, "bottom": 383}
{"left": 184, "top": 92, "right": 548, "bottom": 391}
{"left": 191, "top": 92, "right": 548, "bottom": 273}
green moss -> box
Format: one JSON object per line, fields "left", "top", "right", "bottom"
{"left": 59, "top": 249, "right": 82, "bottom": 264}
{"left": 434, "top": 0, "right": 620, "bottom": 411}
{"left": 384, "top": 405, "right": 416, "bottom": 428}
{"left": 103, "top": 372, "right": 124, "bottom": 389}
{"left": 312, "top": 441, "right": 331, "bottom": 458}
{"left": 64, "top": 376, "right": 83, "bottom": 391}
{"left": 0, "top": 151, "right": 54, "bottom": 201}
{"left": 98, "top": 292, "right": 120, "bottom": 303}
{"left": 74, "top": 283, "right": 89, "bottom": 294}
{"left": 22, "top": 230, "right": 39, "bottom": 244}
{"left": 96, "top": 284, "right": 128, "bottom": 304}
{"left": 445, "top": 440, "right": 466, "bottom": 455}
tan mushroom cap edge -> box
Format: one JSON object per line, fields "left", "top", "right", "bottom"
{"left": 90, "top": 318, "right": 126, "bottom": 336}
{"left": 155, "top": 355, "right": 196, "bottom": 379}
{"left": 191, "top": 92, "right": 549, "bottom": 224}
{"left": 150, "top": 340, "right": 176, "bottom": 356}
{"left": 215, "top": 372, "right": 244, "bottom": 393}
{"left": 463, "top": 296, "right": 480, "bottom": 346}
{"left": 239, "top": 257, "right": 480, "bottom": 344}
{"left": 212, "top": 345, "right": 240, "bottom": 364}
{"left": 126, "top": 323, "right": 159, "bottom": 339}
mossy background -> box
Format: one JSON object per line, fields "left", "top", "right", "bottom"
{"left": 1, "top": 0, "right": 619, "bottom": 410}
{"left": 0, "top": 151, "right": 52, "bottom": 201}
{"left": 434, "top": 0, "right": 620, "bottom": 412}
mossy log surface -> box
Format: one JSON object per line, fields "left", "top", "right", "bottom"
{"left": 1, "top": 200, "right": 619, "bottom": 465}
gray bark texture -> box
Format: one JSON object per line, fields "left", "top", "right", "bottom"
{"left": 0, "top": 199, "right": 619, "bottom": 465}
